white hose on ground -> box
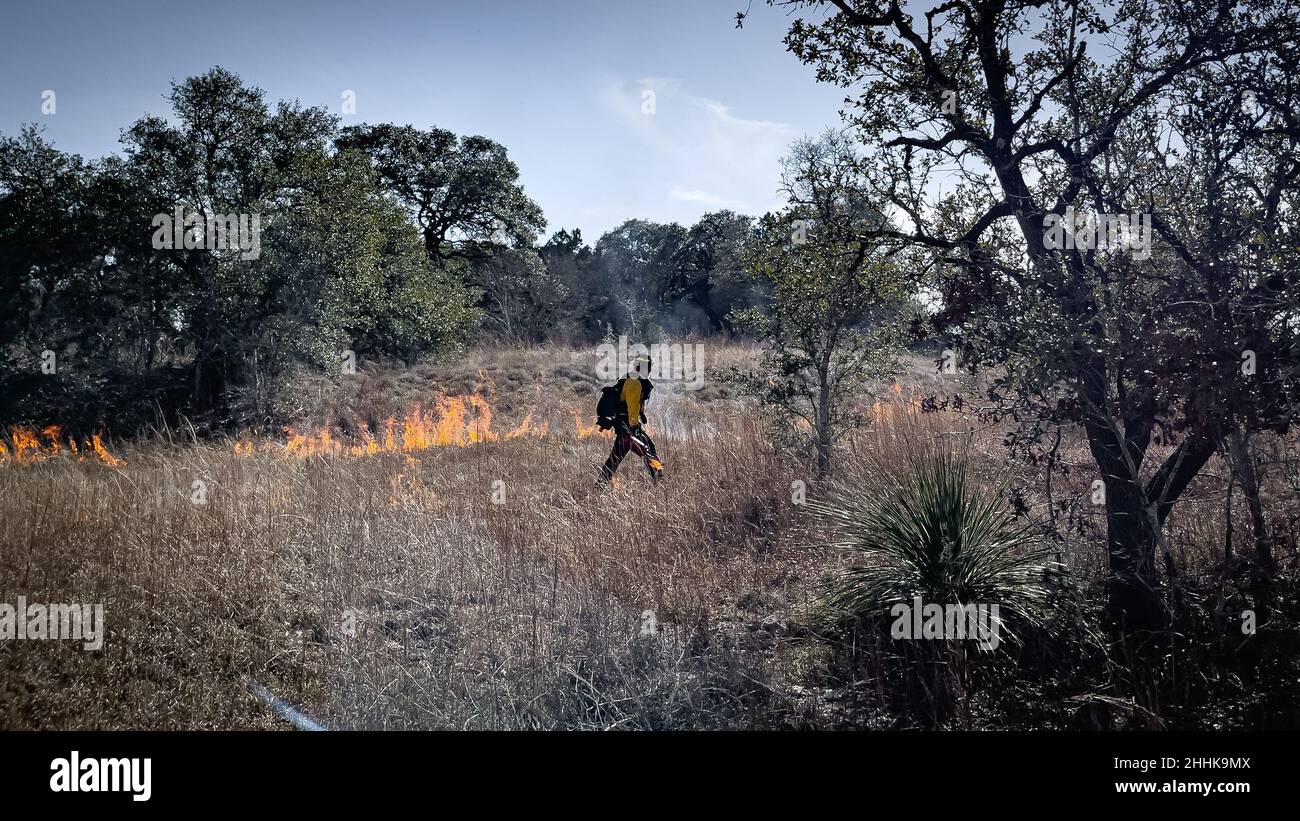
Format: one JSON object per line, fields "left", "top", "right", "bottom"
{"left": 246, "top": 679, "right": 328, "bottom": 731}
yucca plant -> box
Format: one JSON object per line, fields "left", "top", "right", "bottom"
{"left": 809, "top": 447, "right": 1065, "bottom": 725}
{"left": 810, "top": 447, "right": 1062, "bottom": 647}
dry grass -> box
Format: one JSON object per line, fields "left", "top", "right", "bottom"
{"left": 1, "top": 344, "right": 817, "bottom": 729}
{"left": 2, "top": 342, "right": 1296, "bottom": 729}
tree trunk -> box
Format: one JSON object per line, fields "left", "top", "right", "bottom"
{"left": 1228, "top": 430, "right": 1274, "bottom": 575}
{"left": 814, "top": 426, "right": 831, "bottom": 478}
{"left": 1075, "top": 361, "right": 1168, "bottom": 636}
{"left": 1102, "top": 474, "right": 1166, "bottom": 635}
{"left": 814, "top": 360, "right": 832, "bottom": 478}
{"left": 1102, "top": 424, "right": 1223, "bottom": 636}
{"left": 1228, "top": 429, "right": 1274, "bottom": 623}
{"left": 1079, "top": 406, "right": 1167, "bottom": 635}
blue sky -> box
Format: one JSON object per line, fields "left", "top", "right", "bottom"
{"left": 0, "top": 0, "right": 847, "bottom": 242}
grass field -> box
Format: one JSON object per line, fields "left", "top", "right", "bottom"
{"left": 2, "top": 343, "right": 1297, "bottom": 729}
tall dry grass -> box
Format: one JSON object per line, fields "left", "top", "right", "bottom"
{"left": 1, "top": 349, "right": 818, "bottom": 729}
{"left": 2, "top": 344, "right": 1296, "bottom": 729}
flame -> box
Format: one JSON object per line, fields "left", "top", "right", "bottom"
{"left": 233, "top": 392, "right": 590, "bottom": 459}
{"left": 574, "top": 411, "right": 603, "bottom": 438}
{"left": 90, "top": 434, "right": 124, "bottom": 466}
{"left": 649, "top": 457, "right": 664, "bottom": 471}
{"left": 871, "top": 384, "right": 924, "bottom": 431}
{"left": 0, "top": 425, "right": 124, "bottom": 467}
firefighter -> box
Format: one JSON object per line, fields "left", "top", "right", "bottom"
{"left": 598, "top": 354, "right": 662, "bottom": 484}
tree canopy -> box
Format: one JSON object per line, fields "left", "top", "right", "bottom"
{"left": 777, "top": 0, "right": 1300, "bottom": 633}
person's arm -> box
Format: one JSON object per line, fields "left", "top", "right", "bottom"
{"left": 640, "top": 378, "right": 651, "bottom": 423}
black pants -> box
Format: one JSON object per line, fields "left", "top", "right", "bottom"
{"left": 600, "top": 423, "right": 660, "bottom": 483}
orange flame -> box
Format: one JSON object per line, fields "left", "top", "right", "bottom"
{"left": 0, "top": 425, "right": 123, "bottom": 467}
{"left": 573, "top": 411, "right": 603, "bottom": 439}
{"left": 871, "top": 384, "right": 924, "bottom": 431}
{"left": 234, "top": 392, "right": 588, "bottom": 459}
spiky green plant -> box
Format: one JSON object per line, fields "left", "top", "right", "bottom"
{"left": 810, "top": 448, "right": 1061, "bottom": 648}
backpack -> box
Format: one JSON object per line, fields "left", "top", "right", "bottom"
{"left": 595, "top": 385, "right": 622, "bottom": 429}
{"left": 595, "top": 378, "right": 654, "bottom": 429}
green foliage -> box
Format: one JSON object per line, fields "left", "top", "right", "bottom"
{"left": 810, "top": 448, "right": 1062, "bottom": 645}
{"left": 476, "top": 248, "right": 570, "bottom": 343}
{"left": 0, "top": 67, "right": 484, "bottom": 430}
{"left": 780, "top": 0, "right": 1300, "bottom": 634}
{"left": 727, "top": 132, "right": 911, "bottom": 475}
{"left": 336, "top": 123, "right": 546, "bottom": 263}
{"left": 0, "top": 126, "right": 102, "bottom": 356}
{"left": 583, "top": 212, "right": 765, "bottom": 339}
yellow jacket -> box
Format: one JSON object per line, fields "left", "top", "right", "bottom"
{"left": 621, "top": 377, "right": 643, "bottom": 425}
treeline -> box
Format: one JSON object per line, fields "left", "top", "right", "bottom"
{"left": 485, "top": 213, "right": 765, "bottom": 344}
{"left": 0, "top": 67, "right": 769, "bottom": 433}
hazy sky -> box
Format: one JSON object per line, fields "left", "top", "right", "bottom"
{"left": 0, "top": 0, "right": 848, "bottom": 242}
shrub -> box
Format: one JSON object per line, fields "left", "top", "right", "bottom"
{"left": 809, "top": 446, "right": 1066, "bottom": 724}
